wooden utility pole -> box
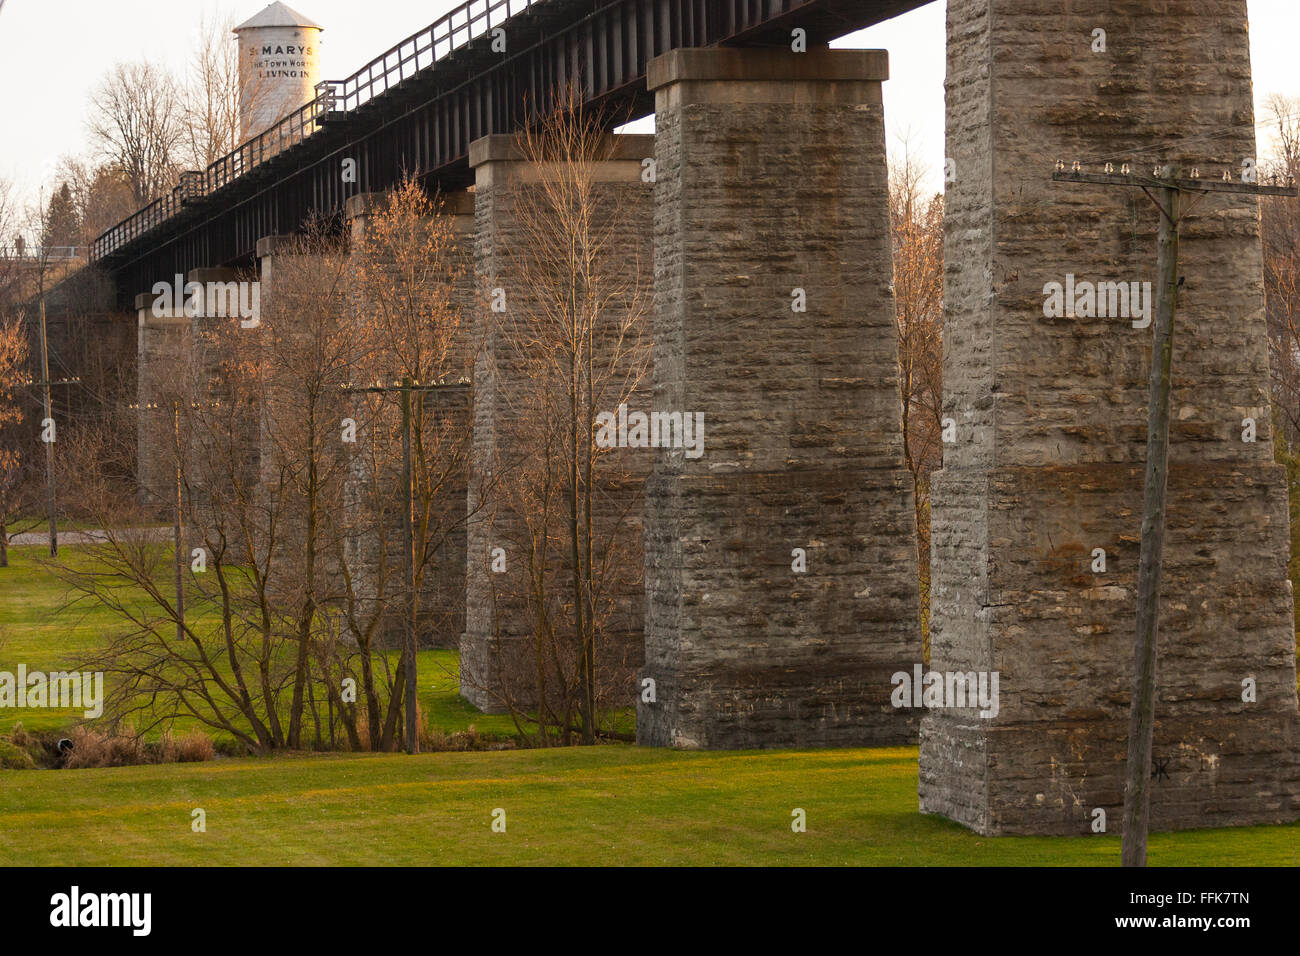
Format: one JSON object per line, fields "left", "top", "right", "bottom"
{"left": 399, "top": 377, "right": 417, "bottom": 755}
{"left": 1127, "top": 171, "right": 1180, "bottom": 869}
{"left": 172, "top": 399, "right": 185, "bottom": 643}
{"left": 37, "top": 294, "right": 56, "bottom": 557}
{"left": 341, "top": 378, "right": 462, "bottom": 755}
{"left": 19, "top": 363, "right": 78, "bottom": 557}
{"left": 1053, "top": 162, "right": 1296, "bottom": 866}
{"left": 130, "top": 399, "right": 199, "bottom": 642}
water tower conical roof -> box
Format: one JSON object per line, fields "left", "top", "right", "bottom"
{"left": 235, "top": 2, "right": 322, "bottom": 32}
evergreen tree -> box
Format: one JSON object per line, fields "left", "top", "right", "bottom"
{"left": 40, "top": 183, "right": 80, "bottom": 252}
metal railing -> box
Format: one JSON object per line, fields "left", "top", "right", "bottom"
{"left": 92, "top": 0, "right": 544, "bottom": 262}
{"left": 327, "top": 0, "right": 537, "bottom": 113}
{"left": 0, "top": 245, "right": 85, "bottom": 260}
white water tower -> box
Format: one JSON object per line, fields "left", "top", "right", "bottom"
{"left": 234, "top": 2, "right": 324, "bottom": 140}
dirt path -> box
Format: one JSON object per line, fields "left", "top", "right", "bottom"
{"left": 7, "top": 527, "right": 171, "bottom": 546}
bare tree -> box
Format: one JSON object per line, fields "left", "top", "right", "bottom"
{"left": 179, "top": 14, "right": 245, "bottom": 171}
{"left": 0, "top": 313, "right": 30, "bottom": 567}
{"left": 56, "top": 193, "right": 475, "bottom": 754}
{"left": 346, "top": 179, "right": 477, "bottom": 748}
{"left": 0, "top": 177, "right": 25, "bottom": 307}
{"left": 889, "top": 143, "right": 945, "bottom": 651}
{"left": 87, "top": 61, "right": 183, "bottom": 207}
{"left": 55, "top": 277, "right": 333, "bottom": 751}
{"left": 1257, "top": 96, "right": 1300, "bottom": 621}
{"left": 478, "top": 90, "right": 651, "bottom": 743}
{"left": 1262, "top": 96, "right": 1300, "bottom": 445}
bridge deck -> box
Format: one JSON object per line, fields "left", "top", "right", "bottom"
{"left": 91, "top": 0, "right": 929, "bottom": 303}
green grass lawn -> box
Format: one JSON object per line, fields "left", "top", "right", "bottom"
{"left": 0, "top": 545, "right": 126, "bottom": 734}
{"left": 2, "top": 745, "right": 1296, "bottom": 866}
{"left": 3, "top": 543, "right": 1298, "bottom": 866}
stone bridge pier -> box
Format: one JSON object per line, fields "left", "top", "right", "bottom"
{"left": 462, "top": 133, "right": 654, "bottom": 714}
{"left": 134, "top": 291, "right": 189, "bottom": 513}
{"left": 920, "top": 0, "right": 1300, "bottom": 835}
{"left": 638, "top": 48, "right": 921, "bottom": 749}
{"left": 134, "top": 266, "right": 261, "bottom": 553}
{"left": 185, "top": 265, "right": 262, "bottom": 560}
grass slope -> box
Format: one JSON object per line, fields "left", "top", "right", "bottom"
{"left": 2, "top": 746, "right": 1297, "bottom": 866}
{"left": 3, "top": 545, "right": 1297, "bottom": 866}
{"left": 0, "top": 546, "right": 120, "bottom": 734}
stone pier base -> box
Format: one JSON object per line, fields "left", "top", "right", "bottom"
{"left": 638, "top": 48, "right": 921, "bottom": 749}
{"left": 922, "top": 462, "right": 1300, "bottom": 834}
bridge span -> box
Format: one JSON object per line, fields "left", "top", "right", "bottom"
{"left": 90, "top": 0, "right": 927, "bottom": 304}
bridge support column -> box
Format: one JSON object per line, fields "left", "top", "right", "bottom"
{"left": 253, "top": 234, "right": 353, "bottom": 575}
{"left": 187, "top": 266, "right": 248, "bottom": 409}
{"left": 921, "top": 0, "right": 1300, "bottom": 834}
{"left": 343, "top": 191, "right": 475, "bottom": 650}
{"left": 134, "top": 291, "right": 189, "bottom": 513}
{"left": 183, "top": 266, "right": 261, "bottom": 558}
{"left": 463, "top": 133, "right": 653, "bottom": 715}
{"left": 638, "top": 48, "right": 919, "bottom": 749}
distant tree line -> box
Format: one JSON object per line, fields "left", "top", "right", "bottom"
{"left": 3, "top": 14, "right": 250, "bottom": 260}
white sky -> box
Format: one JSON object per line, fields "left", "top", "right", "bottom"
{"left": 0, "top": 0, "right": 1297, "bottom": 212}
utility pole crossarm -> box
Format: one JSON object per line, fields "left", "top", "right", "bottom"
{"left": 19, "top": 377, "right": 81, "bottom": 387}
{"left": 1053, "top": 168, "right": 1298, "bottom": 197}
{"left": 339, "top": 377, "right": 470, "bottom": 396}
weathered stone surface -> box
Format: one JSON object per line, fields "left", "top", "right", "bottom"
{"left": 639, "top": 48, "right": 921, "bottom": 749}
{"left": 135, "top": 293, "right": 189, "bottom": 512}
{"left": 462, "top": 134, "right": 653, "bottom": 713}
{"left": 922, "top": 0, "right": 1300, "bottom": 834}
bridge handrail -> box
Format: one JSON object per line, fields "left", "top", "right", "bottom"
{"left": 329, "top": 0, "right": 536, "bottom": 113}
{"left": 0, "top": 245, "right": 85, "bottom": 260}
{"left": 91, "top": 0, "right": 543, "bottom": 262}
